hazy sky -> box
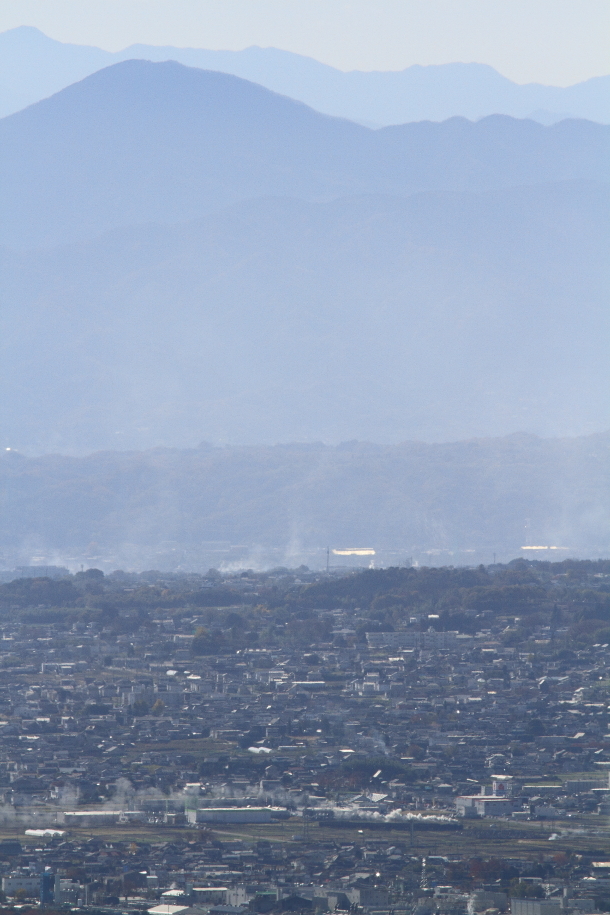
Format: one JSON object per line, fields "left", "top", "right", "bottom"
{"left": 1, "top": 0, "right": 609, "bottom": 85}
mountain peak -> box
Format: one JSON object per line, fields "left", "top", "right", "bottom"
{"left": 1, "top": 27, "right": 608, "bottom": 123}
{"left": 1, "top": 59, "right": 607, "bottom": 249}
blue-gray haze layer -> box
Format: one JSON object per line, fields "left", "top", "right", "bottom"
{"left": 0, "top": 60, "right": 608, "bottom": 455}
{"left": 1, "top": 434, "right": 608, "bottom": 570}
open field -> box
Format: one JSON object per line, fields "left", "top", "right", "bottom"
{"left": 1, "top": 815, "right": 607, "bottom": 859}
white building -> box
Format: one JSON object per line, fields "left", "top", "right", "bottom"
{"left": 511, "top": 900, "right": 562, "bottom": 915}
{"left": 187, "top": 806, "right": 288, "bottom": 824}
{"left": 2, "top": 876, "right": 41, "bottom": 897}
{"left": 366, "top": 630, "right": 458, "bottom": 650}
{"left": 456, "top": 793, "right": 513, "bottom": 817}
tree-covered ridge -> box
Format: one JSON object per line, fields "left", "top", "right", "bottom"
{"left": 1, "top": 559, "right": 608, "bottom": 651}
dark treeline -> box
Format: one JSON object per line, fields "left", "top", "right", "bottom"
{"left": 0, "top": 559, "right": 608, "bottom": 654}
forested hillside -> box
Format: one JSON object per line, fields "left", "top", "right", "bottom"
{"left": 1, "top": 433, "right": 608, "bottom": 570}
{"left": 1, "top": 560, "right": 608, "bottom": 653}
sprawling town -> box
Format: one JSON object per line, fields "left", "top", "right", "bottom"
{"left": 0, "top": 560, "right": 607, "bottom": 915}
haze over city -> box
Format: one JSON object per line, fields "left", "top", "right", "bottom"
{"left": 0, "top": 5, "right": 609, "bottom": 913}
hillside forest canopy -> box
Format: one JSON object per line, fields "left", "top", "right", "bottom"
{"left": 1, "top": 560, "right": 608, "bottom": 656}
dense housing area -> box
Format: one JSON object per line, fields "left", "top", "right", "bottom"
{"left": 0, "top": 560, "right": 606, "bottom": 915}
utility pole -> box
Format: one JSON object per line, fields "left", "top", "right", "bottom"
{"left": 420, "top": 857, "right": 428, "bottom": 890}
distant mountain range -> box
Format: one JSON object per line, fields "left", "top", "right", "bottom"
{"left": 1, "top": 433, "right": 608, "bottom": 571}
{"left": 0, "top": 56, "right": 608, "bottom": 455}
{"left": 2, "top": 59, "right": 608, "bottom": 248}
{"left": 1, "top": 26, "right": 609, "bottom": 125}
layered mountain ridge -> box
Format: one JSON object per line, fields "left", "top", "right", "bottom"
{"left": 1, "top": 25, "right": 609, "bottom": 125}
{"left": 2, "top": 60, "right": 608, "bottom": 248}
{"left": 0, "top": 57, "right": 607, "bottom": 455}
